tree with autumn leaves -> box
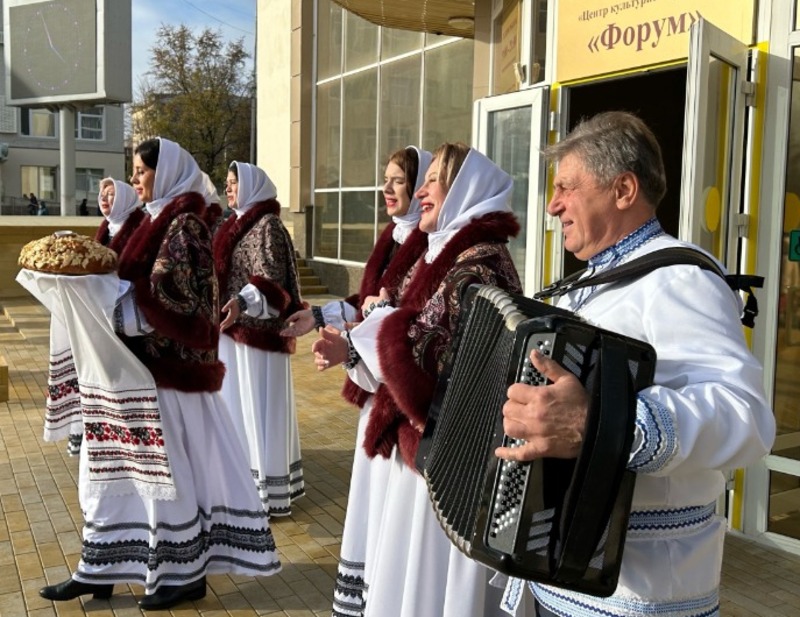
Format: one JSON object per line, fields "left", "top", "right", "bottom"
{"left": 131, "top": 25, "right": 254, "bottom": 188}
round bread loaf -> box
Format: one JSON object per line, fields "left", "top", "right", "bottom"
{"left": 18, "top": 231, "right": 118, "bottom": 275}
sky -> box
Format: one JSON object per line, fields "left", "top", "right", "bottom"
{"left": 131, "top": 0, "right": 257, "bottom": 91}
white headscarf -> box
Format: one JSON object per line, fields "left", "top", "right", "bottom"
{"left": 144, "top": 137, "right": 205, "bottom": 219}
{"left": 392, "top": 145, "right": 433, "bottom": 245}
{"left": 425, "top": 148, "right": 513, "bottom": 263}
{"left": 200, "top": 172, "right": 220, "bottom": 206}
{"left": 99, "top": 177, "right": 140, "bottom": 238}
{"left": 231, "top": 161, "right": 278, "bottom": 218}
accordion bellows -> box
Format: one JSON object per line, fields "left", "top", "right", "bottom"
{"left": 19, "top": 231, "right": 117, "bottom": 275}
{"left": 416, "top": 285, "right": 656, "bottom": 597}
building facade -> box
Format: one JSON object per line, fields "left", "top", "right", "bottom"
{"left": 256, "top": 0, "right": 800, "bottom": 555}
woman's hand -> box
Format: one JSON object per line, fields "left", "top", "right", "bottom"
{"left": 281, "top": 309, "right": 315, "bottom": 337}
{"left": 220, "top": 298, "right": 240, "bottom": 331}
{"left": 311, "top": 325, "right": 349, "bottom": 371}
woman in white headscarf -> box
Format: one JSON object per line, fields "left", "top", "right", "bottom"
{"left": 213, "top": 160, "right": 306, "bottom": 517}
{"left": 39, "top": 138, "right": 281, "bottom": 612}
{"left": 95, "top": 177, "right": 144, "bottom": 254}
{"left": 301, "top": 146, "right": 431, "bottom": 617}
{"left": 314, "top": 142, "right": 524, "bottom": 617}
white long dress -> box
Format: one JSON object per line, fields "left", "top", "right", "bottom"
{"left": 76, "top": 387, "right": 282, "bottom": 590}
{"left": 345, "top": 309, "right": 516, "bottom": 617}
{"left": 332, "top": 397, "right": 392, "bottom": 616}
{"left": 219, "top": 334, "right": 303, "bottom": 515}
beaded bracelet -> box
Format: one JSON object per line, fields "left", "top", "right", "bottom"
{"left": 342, "top": 329, "right": 361, "bottom": 371}
{"left": 236, "top": 294, "right": 248, "bottom": 314}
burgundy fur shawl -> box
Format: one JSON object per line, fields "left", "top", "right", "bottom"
{"left": 95, "top": 207, "right": 146, "bottom": 255}
{"left": 364, "top": 211, "right": 520, "bottom": 468}
{"left": 118, "top": 193, "right": 219, "bottom": 348}
{"left": 116, "top": 192, "right": 225, "bottom": 391}
{"left": 341, "top": 224, "right": 429, "bottom": 407}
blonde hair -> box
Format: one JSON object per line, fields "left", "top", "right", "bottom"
{"left": 430, "top": 142, "right": 470, "bottom": 191}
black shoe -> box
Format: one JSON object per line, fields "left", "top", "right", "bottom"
{"left": 138, "top": 576, "right": 206, "bottom": 611}
{"left": 39, "top": 578, "right": 113, "bottom": 601}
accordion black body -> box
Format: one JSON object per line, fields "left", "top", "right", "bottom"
{"left": 415, "top": 284, "right": 656, "bottom": 597}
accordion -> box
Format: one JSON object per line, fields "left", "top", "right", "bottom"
{"left": 415, "top": 284, "right": 656, "bottom": 596}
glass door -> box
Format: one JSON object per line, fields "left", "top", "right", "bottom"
{"left": 767, "top": 47, "right": 800, "bottom": 543}
{"left": 682, "top": 18, "right": 768, "bottom": 526}
{"left": 680, "top": 18, "right": 748, "bottom": 268}
{"left": 473, "top": 86, "right": 549, "bottom": 294}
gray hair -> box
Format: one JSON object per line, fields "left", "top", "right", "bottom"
{"left": 544, "top": 111, "right": 667, "bottom": 207}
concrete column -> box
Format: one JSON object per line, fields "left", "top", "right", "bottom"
{"left": 59, "top": 107, "right": 77, "bottom": 216}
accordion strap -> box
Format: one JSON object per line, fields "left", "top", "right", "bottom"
{"left": 556, "top": 334, "right": 638, "bottom": 583}
{"left": 534, "top": 247, "right": 764, "bottom": 328}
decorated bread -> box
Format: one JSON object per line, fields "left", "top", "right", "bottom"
{"left": 18, "top": 231, "right": 118, "bottom": 275}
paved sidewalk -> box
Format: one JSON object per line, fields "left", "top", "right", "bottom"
{"left": 1, "top": 294, "right": 799, "bottom": 616}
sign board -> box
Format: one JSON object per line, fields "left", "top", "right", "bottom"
{"left": 556, "top": 0, "right": 756, "bottom": 82}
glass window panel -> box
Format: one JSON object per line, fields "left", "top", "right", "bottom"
{"left": 76, "top": 168, "right": 104, "bottom": 192}
{"left": 379, "top": 55, "right": 421, "bottom": 160}
{"left": 20, "top": 166, "right": 39, "bottom": 197}
{"left": 317, "top": 0, "right": 342, "bottom": 80}
{"left": 77, "top": 107, "right": 104, "bottom": 140}
{"left": 382, "top": 28, "right": 423, "bottom": 59}
{"left": 493, "top": 0, "right": 522, "bottom": 95}
{"left": 41, "top": 167, "right": 57, "bottom": 201}
{"left": 487, "top": 105, "right": 531, "bottom": 283}
{"left": 23, "top": 109, "right": 56, "bottom": 137}
{"left": 342, "top": 68, "right": 377, "bottom": 187}
{"left": 422, "top": 39, "right": 474, "bottom": 149}
{"left": 768, "top": 471, "right": 800, "bottom": 540}
{"left": 770, "top": 47, "right": 800, "bottom": 541}
{"left": 532, "top": 0, "right": 548, "bottom": 83}
{"left": 344, "top": 11, "right": 378, "bottom": 72}
{"left": 21, "top": 166, "right": 58, "bottom": 201}
{"left": 313, "top": 191, "right": 340, "bottom": 259}
{"left": 341, "top": 190, "right": 378, "bottom": 262}
{"left": 692, "top": 57, "right": 735, "bottom": 262}
{"left": 313, "top": 18, "right": 474, "bottom": 264}
{"left": 316, "top": 80, "right": 341, "bottom": 189}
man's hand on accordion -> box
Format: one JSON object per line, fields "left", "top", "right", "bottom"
{"left": 496, "top": 349, "right": 590, "bottom": 462}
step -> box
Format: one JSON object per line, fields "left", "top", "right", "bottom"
{"left": 8, "top": 315, "right": 50, "bottom": 331}
{"left": 301, "top": 284, "right": 329, "bottom": 295}
{"left": 297, "top": 267, "right": 316, "bottom": 277}
{"left": 300, "top": 275, "right": 322, "bottom": 286}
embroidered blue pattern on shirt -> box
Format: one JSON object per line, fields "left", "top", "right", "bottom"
{"left": 627, "top": 502, "right": 716, "bottom": 538}
{"left": 629, "top": 393, "right": 677, "bottom": 473}
{"left": 530, "top": 583, "right": 719, "bottom": 617}
{"left": 571, "top": 218, "right": 665, "bottom": 311}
